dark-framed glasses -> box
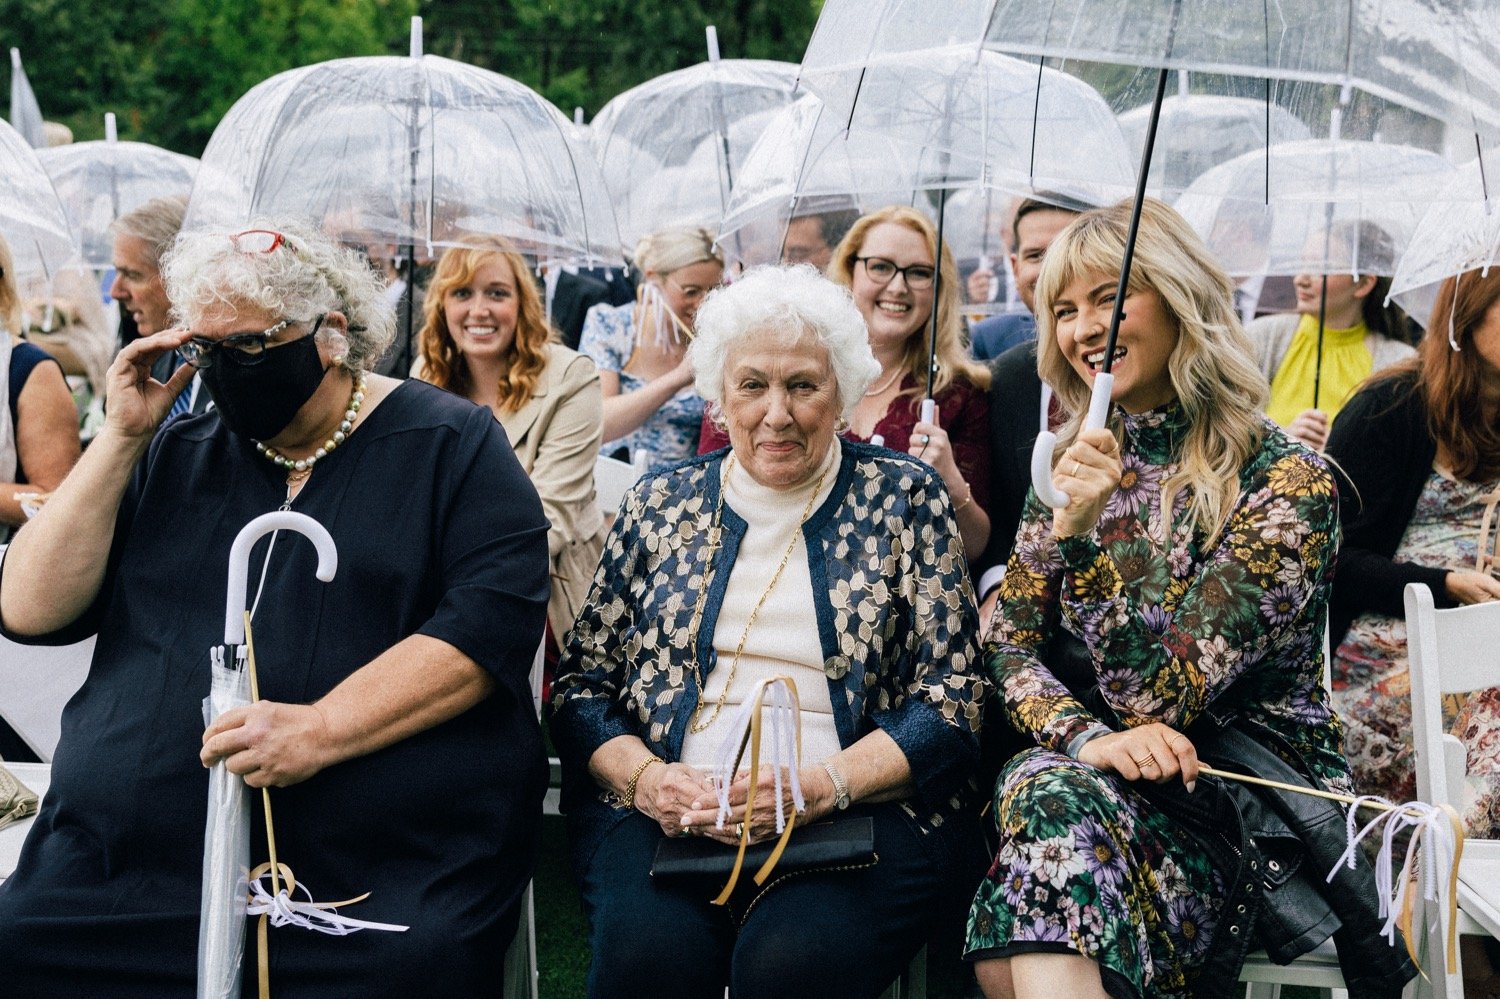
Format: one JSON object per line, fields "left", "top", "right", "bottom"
{"left": 230, "top": 229, "right": 287, "bottom": 254}
{"left": 177, "top": 315, "right": 323, "bottom": 369}
{"left": 855, "top": 256, "right": 936, "bottom": 290}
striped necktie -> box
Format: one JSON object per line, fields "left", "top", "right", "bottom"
{"left": 165, "top": 358, "right": 193, "bottom": 421}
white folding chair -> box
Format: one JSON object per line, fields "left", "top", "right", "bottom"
{"left": 502, "top": 637, "right": 549, "bottom": 999}
{"left": 1404, "top": 582, "right": 1500, "bottom": 998}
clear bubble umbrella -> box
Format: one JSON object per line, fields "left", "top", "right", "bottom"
{"left": 801, "top": 0, "right": 1500, "bottom": 509}
{"left": 1389, "top": 142, "right": 1500, "bottom": 319}
{"left": 590, "top": 27, "right": 799, "bottom": 252}
{"left": 0, "top": 118, "right": 79, "bottom": 285}
{"left": 1118, "top": 88, "right": 1313, "bottom": 202}
{"left": 183, "top": 20, "right": 618, "bottom": 266}
{"left": 1175, "top": 138, "right": 1458, "bottom": 279}
{"left": 39, "top": 114, "right": 198, "bottom": 269}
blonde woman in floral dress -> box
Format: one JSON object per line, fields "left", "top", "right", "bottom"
{"left": 965, "top": 201, "right": 1366, "bottom": 999}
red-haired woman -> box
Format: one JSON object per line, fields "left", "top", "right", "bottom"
{"left": 1326, "top": 267, "right": 1500, "bottom": 837}
{"left": 418, "top": 238, "right": 607, "bottom": 652}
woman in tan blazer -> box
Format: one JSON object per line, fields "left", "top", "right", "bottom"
{"left": 418, "top": 237, "right": 608, "bottom": 653}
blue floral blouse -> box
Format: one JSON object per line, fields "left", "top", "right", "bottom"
{"left": 579, "top": 301, "right": 704, "bottom": 467}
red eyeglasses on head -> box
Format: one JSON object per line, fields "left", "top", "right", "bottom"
{"left": 230, "top": 229, "right": 286, "bottom": 254}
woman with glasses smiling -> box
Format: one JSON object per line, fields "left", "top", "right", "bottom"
{"left": 579, "top": 226, "right": 724, "bottom": 468}
{"left": 0, "top": 221, "right": 550, "bottom": 994}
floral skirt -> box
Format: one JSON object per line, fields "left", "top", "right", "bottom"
{"left": 965, "top": 749, "right": 1224, "bottom": 999}
{"left": 1333, "top": 611, "right": 1500, "bottom": 836}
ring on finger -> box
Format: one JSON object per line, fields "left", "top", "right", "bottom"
{"left": 735, "top": 822, "right": 745, "bottom": 838}
{"left": 917, "top": 433, "right": 930, "bottom": 445}
{"left": 1132, "top": 754, "right": 1158, "bottom": 770}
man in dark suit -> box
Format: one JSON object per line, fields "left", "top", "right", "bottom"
{"left": 967, "top": 197, "right": 1086, "bottom": 360}
{"left": 110, "top": 195, "right": 211, "bottom": 421}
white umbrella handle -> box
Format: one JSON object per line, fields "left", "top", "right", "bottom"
{"left": 1032, "top": 374, "right": 1112, "bottom": 509}
{"left": 222, "top": 512, "right": 337, "bottom": 646}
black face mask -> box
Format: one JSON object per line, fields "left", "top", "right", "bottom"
{"left": 199, "top": 333, "right": 329, "bottom": 442}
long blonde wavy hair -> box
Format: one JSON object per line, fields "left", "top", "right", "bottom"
{"left": 1035, "top": 198, "right": 1269, "bottom": 546}
{"left": 828, "top": 205, "right": 990, "bottom": 395}
{"left": 418, "top": 237, "right": 553, "bottom": 413}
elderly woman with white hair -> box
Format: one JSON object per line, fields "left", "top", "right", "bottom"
{"left": 551, "top": 264, "right": 987, "bottom": 999}
{"left": 0, "top": 223, "right": 550, "bottom": 995}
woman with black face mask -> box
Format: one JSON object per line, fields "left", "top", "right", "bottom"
{"left": 0, "top": 221, "right": 551, "bottom": 995}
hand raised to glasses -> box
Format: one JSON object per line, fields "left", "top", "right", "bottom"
{"left": 1052, "top": 427, "right": 1122, "bottom": 539}
{"left": 104, "top": 329, "right": 196, "bottom": 440}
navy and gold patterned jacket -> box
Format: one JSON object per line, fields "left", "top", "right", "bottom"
{"left": 551, "top": 441, "right": 987, "bottom": 867}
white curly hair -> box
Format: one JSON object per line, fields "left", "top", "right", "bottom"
{"left": 690, "top": 264, "right": 879, "bottom": 419}
{"left": 161, "top": 219, "right": 395, "bottom": 373}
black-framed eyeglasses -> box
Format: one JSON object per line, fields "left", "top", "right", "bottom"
{"left": 177, "top": 315, "right": 324, "bottom": 369}
{"left": 854, "top": 256, "right": 936, "bottom": 290}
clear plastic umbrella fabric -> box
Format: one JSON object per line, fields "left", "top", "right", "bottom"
{"left": 40, "top": 141, "right": 198, "bottom": 269}
{"left": 588, "top": 59, "right": 799, "bottom": 252}
{"left": 1174, "top": 139, "right": 1458, "bottom": 278}
{"left": 0, "top": 119, "right": 79, "bottom": 283}
{"left": 800, "top": 0, "right": 1500, "bottom": 146}
{"left": 183, "top": 54, "right": 620, "bottom": 265}
{"left": 1118, "top": 91, "right": 1312, "bottom": 201}
{"left": 717, "top": 47, "right": 1136, "bottom": 273}
{"left": 198, "top": 643, "right": 251, "bottom": 999}
{"left": 1390, "top": 141, "right": 1500, "bottom": 307}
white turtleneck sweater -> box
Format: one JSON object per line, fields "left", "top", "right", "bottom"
{"left": 678, "top": 439, "right": 844, "bottom": 768}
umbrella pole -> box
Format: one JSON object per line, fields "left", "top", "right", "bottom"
{"left": 1313, "top": 274, "right": 1328, "bottom": 411}
{"left": 1097, "top": 66, "right": 1171, "bottom": 392}
{"left": 926, "top": 187, "right": 948, "bottom": 401}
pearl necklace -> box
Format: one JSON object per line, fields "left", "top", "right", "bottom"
{"left": 255, "top": 376, "right": 367, "bottom": 483}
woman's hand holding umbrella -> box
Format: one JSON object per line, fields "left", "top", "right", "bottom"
{"left": 104, "top": 328, "right": 195, "bottom": 440}
{"left": 1049, "top": 427, "right": 1121, "bottom": 540}
{"left": 1285, "top": 408, "right": 1330, "bottom": 451}
{"left": 200, "top": 700, "right": 338, "bottom": 789}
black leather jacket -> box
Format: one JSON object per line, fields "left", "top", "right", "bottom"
{"left": 1136, "top": 715, "right": 1418, "bottom": 999}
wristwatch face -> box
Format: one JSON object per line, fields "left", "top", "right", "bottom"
{"left": 834, "top": 787, "right": 850, "bottom": 809}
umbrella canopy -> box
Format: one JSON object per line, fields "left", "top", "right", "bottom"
{"left": 184, "top": 53, "right": 620, "bottom": 265}
{"left": 718, "top": 47, "right": 1135, "bottom": 272}
{"left": 1118, "top": 91, "right": 1312, "bottom": 200}
{"left": 1390, "top": 142, "right": 1500, "bottom": 306}
{"left": 801, "top": 0, "right": 1500, "bottom": 143}
{"left": 41, "top": 131, "right": 198, "bottom": 269}
{"left": 590, "top": 57, "right": 800, "bottom": 251}
{"left": 1175, "top": 138, "right": 1458, "bottom": 278}
{"left": 0, "top": 119, "right": 79, "bottom": 285}
{"left": 8, "top": 49, "right": 45, "bottom": 149}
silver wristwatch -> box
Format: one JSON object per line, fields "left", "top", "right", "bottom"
{"left": 822, "top": 759, "right": 851, "bottom": 810}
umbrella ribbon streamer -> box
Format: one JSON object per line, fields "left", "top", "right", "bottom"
{"left": 245, "top": 862, "right": 407, "bottom": 999}
{"left": 709, "top": 676, "right": 805, "bottom": 904}
{"left": 1198, "top": 764, "right": 1464, "bottom": 975}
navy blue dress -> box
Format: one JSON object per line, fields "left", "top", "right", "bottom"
{"left": 0, "top": 380, "right": 550, "bottom": 996}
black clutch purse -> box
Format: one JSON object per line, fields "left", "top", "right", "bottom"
{"left": 650, "top": 816, "right": 876, "bottom": 884}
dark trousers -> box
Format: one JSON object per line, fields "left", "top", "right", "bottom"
{"left": 579, "top": 805, "right": 945, "bottom": 999}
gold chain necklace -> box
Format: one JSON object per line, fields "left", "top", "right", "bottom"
{"left": 686, "top": 453, "right": 830, "bottom": 734}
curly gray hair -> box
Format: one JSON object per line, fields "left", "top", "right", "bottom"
{"left": 161, "top": 220, "right": 395, "bottom": 374}
{"left": 690, "top": 264, "right": 879, "bottom": 419}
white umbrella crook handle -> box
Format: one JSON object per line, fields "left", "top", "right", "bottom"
{"left": 222, "top": 512, "right": 337, "bottom": 646}
{"left": 1032, "top": 374, "right": 1113, "bottom": 510}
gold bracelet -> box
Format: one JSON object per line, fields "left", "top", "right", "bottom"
{"left": 621, "top": 754, "right": 663, "bottom": 811}
{"left": 953, "top": 488, "right": 974, "bottom": 515}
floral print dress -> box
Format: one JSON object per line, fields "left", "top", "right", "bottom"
{"left": 1332, "top": 469, "right": 1500, "bottom": 836}
{"left": 578, "top": 301, "right": 704, "bottom": 467}
{"left": 966, "top": 404, "right": 1348, "bottom": 999}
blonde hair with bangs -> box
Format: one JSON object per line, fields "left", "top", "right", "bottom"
{"left": 418, "top": 238, "right": 554, "bottom": 414}
{"left": 1035, "top": 198, "right": 1269, "bottom": 546}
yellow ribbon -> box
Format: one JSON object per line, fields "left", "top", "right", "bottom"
{"left": 1197, "top": 764, "right": 1465, "bottom": 974}
{"left": 711, "top": 677, "right": 804, "bottom": 905}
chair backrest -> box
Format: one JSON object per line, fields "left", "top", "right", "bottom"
{"left": 1404, "top": 582, "right": 1500, "bottom": 809}
{"left": 594, "top": 453, "right": 643, "bottom": 515}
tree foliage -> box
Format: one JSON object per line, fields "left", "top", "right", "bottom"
{"left": 1, "top": 0, "right": 821, "bottom": 155}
